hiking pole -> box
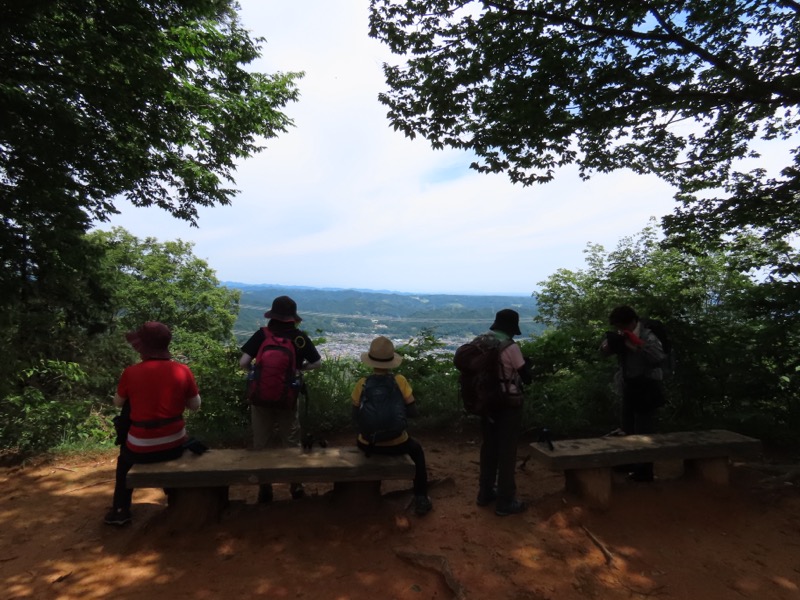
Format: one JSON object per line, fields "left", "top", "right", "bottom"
{"left": 300, "top": 375, "right": 327, "bottom": 451}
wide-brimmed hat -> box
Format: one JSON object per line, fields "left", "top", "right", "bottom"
{"left": 264, "top": 295, "right": 302, "bottom": 323}
{"left": 490, "top": 309, "right": 521, "bottom": 336}
{"left": 361, "top": 336, "right": 403, "bottom": 369}
{"left": 125, "top": 321, "right": 172, "bottom": 359}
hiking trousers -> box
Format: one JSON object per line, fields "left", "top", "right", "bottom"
{"left": 357, "top": 437, "right": 428, "bottom": 496}
{"left": 479, "top": 406, "right": 522, "bottom": 504}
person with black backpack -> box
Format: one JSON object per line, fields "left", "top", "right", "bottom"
{"left": 600, "top": 305, "right": 667, "bottom": 482}
{"left": 471, "top": 309, "right": 532, "bottom": 516}
{"left": 351, "top": 336, "right": 432, "bottom": 516}
{"left": 240, "top": 296, "right": 322, "bottom": 503}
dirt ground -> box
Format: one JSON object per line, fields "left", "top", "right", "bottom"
{"left": 1, "top": 430, "right": 799, "bottom": 600}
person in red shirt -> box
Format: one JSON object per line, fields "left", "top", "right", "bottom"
{"left": 105, "top": 322, "right": 201, "bottom": 526}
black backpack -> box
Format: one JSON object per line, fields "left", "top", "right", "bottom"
{"left": 641, "top": 318, "right": 675, "bottom": 377}
{"left": 453, "top": 334, "right": 513, "bottom": 416}
{"left": 357, "top": 374, "right": 407, "bottom": 444}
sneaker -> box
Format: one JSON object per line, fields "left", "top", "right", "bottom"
{"left": 104, "top": 507, "right": 132, "bottom": 526}
{"left": 495, "top": 499, "right": 527, "bottom": 517}
{"left": 476, "top": 488, "right": 497, "bottom": 507}
{"left": 290, "top": 484, "right": 306, "bottom": 500}
{"left": 414, "top": 495, "right": 433, "bottom": 516}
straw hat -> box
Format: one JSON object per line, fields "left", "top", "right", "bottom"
{"left": 360, "top": 336, "right": 403, "bottom": 369}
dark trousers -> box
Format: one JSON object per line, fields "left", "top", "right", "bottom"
{"left": 479, "top": 406, "right": 522, "bottom": 503}
{"left": 621, "top": 383, "right": 660, "bottom": 479}
{"left": 357, "top": 437, "right": 428, "bottom": 496}
{"left": 113, "top": 444, "right": 184, "bottom": 510}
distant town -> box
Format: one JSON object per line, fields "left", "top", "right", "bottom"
{"left": 228, "top": 283, "right": 543, "bottom": 353}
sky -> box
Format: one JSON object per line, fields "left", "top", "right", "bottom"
{"left": 101, "top": 0, "right": 682, "bottom": 296}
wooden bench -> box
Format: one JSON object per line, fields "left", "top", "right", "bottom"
{"left": 529, "top": 429, "right": 760, "bottom": 508}
{"left": 127, "top": 446, "right": 415, "bottom": 525}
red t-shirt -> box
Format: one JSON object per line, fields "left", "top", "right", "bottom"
{"left": 117, "top": 359, "right": 199, "bottom": 453}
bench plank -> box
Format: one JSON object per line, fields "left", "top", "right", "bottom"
{"left": 127, "top": 446, "right": 415, "bottom": 489}
{"left": 530, "top": 429, "right": 760, "bottom": 471}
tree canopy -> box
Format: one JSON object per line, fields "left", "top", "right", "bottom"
{"left": 369, "top": 1, "right": 800, "bottom": 250}
{"left": 1, "top": 0, "right": 301, "bottom": 307}
{"left": 527, "top": 222, "right": 800, "bottom": 442}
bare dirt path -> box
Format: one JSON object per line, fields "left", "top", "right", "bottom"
{"left": 1, "top": 431, "right": 798, "bottom": 599}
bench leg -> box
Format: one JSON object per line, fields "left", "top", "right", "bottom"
{"left": 564, "top": 468, "right": 611, "bottom": 509}
{"left": 166, "top": 486, "right": 229, "bottom": 527}
{"left": 684, "top": 457, "right": 729, "bottom": 485}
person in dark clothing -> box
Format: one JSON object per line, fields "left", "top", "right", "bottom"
{"left": 239, "top": 296, "right": 321, "bottom": 502}
{"left": 600, "top": 305, "right": 666, "bottom": 482}
{"left": 477, "top": 309, "right": 532, "bottom": 516}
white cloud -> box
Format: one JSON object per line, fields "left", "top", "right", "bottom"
{"left": 101, "top": 0, "right": 686, "bottom": 295}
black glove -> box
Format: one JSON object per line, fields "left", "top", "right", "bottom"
{"left": 519, "top": 357, "right": 533, "bottom": 385}
{"left": 112, "top": 401, "right": 131, "bottom": 445}
{"left": 605, "top": 331, "right": 626, "bottom": 354}
{"left": 182, "top": 438, "right": 209, "bottom": 455}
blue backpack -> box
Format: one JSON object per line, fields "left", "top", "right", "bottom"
{"left": 357, "top": 374, "right": 407, "bottom": 444}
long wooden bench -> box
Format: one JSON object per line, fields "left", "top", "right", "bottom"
{"left": 127, "top": 446, "right": 415, "bottom": 525}
{"left": 529, "top": 429, "right": 760, "bottom": 508}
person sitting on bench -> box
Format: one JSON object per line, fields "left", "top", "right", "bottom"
{"left": 105, "top": 321, "right": 201, "bottom": 526}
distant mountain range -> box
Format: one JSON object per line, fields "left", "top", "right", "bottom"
{"left": 224, "top": 283, "right": 542, "bottom": 342}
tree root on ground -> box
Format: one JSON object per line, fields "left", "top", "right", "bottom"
{"left": 394, "top": 547, "right": 467, "bottom": 600}
{"left": 581, "top": 525, "right": 615, "bottom": 567}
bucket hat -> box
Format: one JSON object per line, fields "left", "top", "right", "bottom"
{"left": 360, "top": 336, "right": 403, "bottom": 369}
{"left": 264, "top": 295, "right": 302, "bottom": 323}
{"left": 125, "top": 321, "right": 172, "bottom": 360}
{"left": 490, "top": 309, "right": 521, "bottom": 336}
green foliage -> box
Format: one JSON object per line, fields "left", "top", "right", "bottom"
{"left": 0, "top": 1, "right": 301, "bottom": 361}
{"left": 527, "top": 223, "right": 800, "bottom": 444}
{"left": 369, "top": 1, "right": 800, "bottom": 264}
{"left": 89, "top": 227, "right": 240, "bottom": 339}
{"left": 176, "top": 334, "right": 250, "bottom": 447}
{"left": 0, "top": 360, "right": 95, "bottom": 453}
{"left": 395, "top": 329, "right": 461, "bottom": 428}
{"left": 302, "top": 355, "right": 363, "bottom": 435}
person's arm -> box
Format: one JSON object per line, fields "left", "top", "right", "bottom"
{"left": 298, "top": 333, "right": 322, "bottom": 372}
{"left": 113, "top": 393, "right": 126, "bottom": 408}
{"left": 404, "top": 397, "right": 419, "bottom": 418}
{"left": 517, "top": 357, "right": 533, "bottom": 385}
{"left": 300, "top": 359, "right": 321, "bottom": 372}
{"left": 239, "top": 353, "right": 253, "bottom": 371}
{"left": 186, "top": 394, "right": 201, "bottom": 411}
{"left": 396, "top": 375, "right": 419, "bottom": 417}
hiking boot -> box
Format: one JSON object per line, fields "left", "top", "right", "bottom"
{"left": 290, "top": 484, "right": 306, "bottom": 500}
{"left": 104, "top": 507, "right": 132, "bottom": 526}
{"left": 414, "top": 495, "right": 433, "bottom": 516}
{"left": 257, "top": 484, "right": 274, "bottom": 504}
{"left": 476, "top": 488, "right": 497, "bottom": 507}
{"left": 495, "top": 499, "right": 527, "bottom": 517}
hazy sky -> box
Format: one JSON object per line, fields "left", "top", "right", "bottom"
{"left": 102, "top": 0, "right": 681, "bottom": 296}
